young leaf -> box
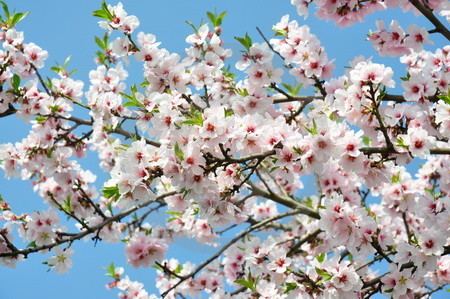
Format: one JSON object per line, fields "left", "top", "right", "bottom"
{"left": 102, "top": 185, "right": 120, "bottom": 201}
{"left": 234, "top": 33, "right": 253, "bottom": 51}
{"left": 316, "top": 253, "right": 326, "bottom": 263}
{"left": 315, "top": 267, "right": 332, "bottom": 278}
{"left": 174, "top": 142, "right": 184, "bottom": 161}
{"left": 0, "top": 1, "right": 10, "bottom": 19}
{"left": 95, "top": 36, "right": 106, "bottom": 50}
{"left": 10, "top": 12, "right": 30, "bottom": 27}
{"left": 11, "top": 74, "right": 20, "bottom": 90}
{"left": 234, "top": 279, "right": 255, "bottom": 292}
{"left": 185, "top": 20, "right": 199, "bottom": 35}
{"left": 284, "top": 282, "right": 297, "bottom": 294}
{"left": 206, "top": 10, "right": 226, "bottom": 27}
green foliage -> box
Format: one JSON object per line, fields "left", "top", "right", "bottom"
{"left": 104, "top": 263, "right": 117, "bottom": 278}
{"left": 182, "top": 106, "right": 203, "bottom": 126}
{"left": 102, "top": 185, "right": 121, "bottom": 201}
{"left": 281, "top": 83, "right": 302, "bottom": 96}
{"left": 234, "top": 33, "right": 253, "bottom": 51}
{"left": 174, "top": 142, "right": 184, "bottom": 161}
{"left": 206, "top": 10, "right": 227, "bottom": 27}
{"left": 315, "top": 267, "right": 333, "bottom": 284}
{"left": 437, "top": 89, "right": 450, "bottom": 105}
{"left": 95, "top": 33, "right": 110, "bottom": 50}
{"left": 50, "top": 56, "right": 77, "bottom": 76}
{"left": 93, "top": 1, "right": 113, "bottom": 21}
{"left": 121, "top": 85, "right": 144, "bottom": 108}
{"left": 316, "top": 253, "right": 326, "bottom": 263}
{"left": 11, "top": 74, "right": 20, "bottom": 90}
{"left": 284, "top": 282, "right": 297, "bottom": 294}
{"left": 271, "top": 26, "right": 287, "bottom": 36}
{"left": 0, "top": 1, "right": 29, "bottom": 29}
{"left": 234, "top": 272, "right": 257, "bottom": 292}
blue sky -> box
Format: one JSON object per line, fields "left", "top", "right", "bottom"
{"left": 0, "top": 0, "right": 448, "bottom": 298}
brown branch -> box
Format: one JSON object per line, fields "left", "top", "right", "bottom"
{"left": 161, "top": 208, "right": 307, "bottom": 297}
{"left": 0, "top": 191, "right": 177, "bottom": 258}
{"left": 0, "top": 231, "right": 18, "bottom": 252}
{"left": 256, "top": 27, "right": 288, "bottom": 65}
{"left": 29, "top": 64, "right": 52, "bottom": 95}
{"left": 409, "top": 0, "right": 450, "bottom": 42}
{"left": 363, "top": 246, "right": 450, "bottom": 289}
{"left": 76, "top": 183, "right": 108, "bottom": 219}
{"left": 59, "top": 115, "right": 161, "bottom": 147}
{"left": 287, "top": 228, "right": 322, "bottom": 257}
{"left": 272, "top": 94, "right": 438, "bottom": 104}
{"left": 0, "top": 104, "right": 17, "bottom": 118}
{"left": 360, "top": 147, "right": 450, "bottom": 155}
{"left": 247, "top": 181, "right": 320, "bottom": 219}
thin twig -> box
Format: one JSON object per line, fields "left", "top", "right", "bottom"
{"left": 0, "top": 191, "right": 177, "bottom": 258}
{"left": 161, "top": 208, "right": 306, "bottom": 297}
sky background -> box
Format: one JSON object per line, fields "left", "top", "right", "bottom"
{"left": 0, "top": 0, "right": 448, "bottom": 298}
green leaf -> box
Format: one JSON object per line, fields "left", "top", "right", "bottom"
{"left": 104, "top": 262, "right": 116, "bottom": 277}
{"left": 26, "top": 241, "right": 36, "bottom": 248}
{"left": 62, "top": 195, "right": 72, "bottom": 212}
{"left": 182, "top": 107, "right": 203, "bottom": 126}
{"left": 400, "top": 73, "right": 411, "bottom": 82}
{"left": 362, "top": 136, "right": 371, "bottom": 146}
{"left": 315, "top": 267, "right": 332, "bottom": 278}
{"left": 35, "top": 116, "right": 47, "bottom": 123}
{"left": 284, "top": 282, "right": 297, "bottom": 294}
{"left": 206, "top": 12, "right": 216, "bottom": 26}
{"left": 293, "top": 146, "right": 303, "bottom": 155}
{"left": 185, "top": 20, "right": 199, "bottom": 35}
{"left": 95, "top": 36, "right": 106, "bottom": 50}
{"left": 93, "top": 1, "right": 113, "bottom": 21}
{"left": 140, "top": 79, "right": 150, "bottom": 87}
{"left": 102, "top": 2, "right": 114, "bottom": 19}
{"left": 174, "top": 264, "right": 183, "bottom": 274}
{"left": 164, "top": 211, "right": 183, "bottom": 217}
{"left": 221, "top": 65, "right": 235, "bottom": 80}
{"left": 316, "top": 253, "right": 326, "bottom": 263}
{"left": 234, "top": 33, "right": 253, "bottom": 51}
{"left": 174, "top": 142, "right": 184, "bottom": 161}
{"left": 102, "top": 185, "right": 120, "bottom": 201}
{"left": 391, "top": 172, "right": 401, "bottom": 183}
{"left": 120, "top": 92, "right": 144, "bottom": 108}
{"left": 282, "top": 83, "right": 302, "bottom": 96}
{"left": 236, "top": 88, "right": 249, "bottom": 97}
{"left": 271, "top": 27, "right": 287, "bottom": 36}
{"left": 269, "top": 166, "right": 279, "bottom": 173}
{"left": 437, "top": 90, "right": 450, "bottom": 105}
{"left": 92, "top": 9, "right": 111, "bottom": 20}
{"left": 49, "top": 105, "right": 60, "bottom": 113}
{"left": 206, "top": 10, "right": 227, "bottom": 27}
{"left": 234, "top": 279, "right": 255, "bottom": 292}
{"left": 224, "top": 108, "right": 234, "bottom": 117}
{"left": 9, "top": 12, "right": 29, "bottom": 27}
{"left": 11, "top": 74, "right": 20, "bottom": 90}
{"left": 0, "top": 1, "right": 10, "bottom": 19}
{"left": 303, "top": 119, "right": 318, "bottom": 135}
{"left": 395, "top": 137, "right": 409, "bottom": 148}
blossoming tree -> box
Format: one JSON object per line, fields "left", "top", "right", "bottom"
{"left": 0, "top": 0, "right": 450, "bottom": 298}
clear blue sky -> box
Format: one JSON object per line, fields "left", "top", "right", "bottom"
{"left": 0, "top": 0, "right": 447, "bottom": 298}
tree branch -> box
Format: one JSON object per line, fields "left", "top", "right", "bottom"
{"left": 161, "top": 208, "right": 308, "bottom": 297}
{"left": 409, "top": 0, "right": 450, "bottom": 41}
{"left": 0, "top": 191, "right": 176, "bottom": 258}
{"left": 247, "top": 181, "right": 320, "bottom": 219}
